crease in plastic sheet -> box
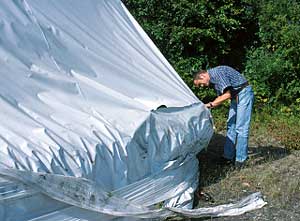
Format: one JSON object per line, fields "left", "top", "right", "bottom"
{"left": 0, "top": 0, "right": 266, "bottom": 220}
{"left": 0, "top": 168, "right": 267, "bottom": 219}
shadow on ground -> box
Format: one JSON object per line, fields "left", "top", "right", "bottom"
{"left": 193, "top": 132, "right": 290, "bottom": 207}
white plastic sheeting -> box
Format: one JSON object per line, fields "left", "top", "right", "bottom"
{"left": 0, "top": 0, "right": 266, "bottom": 220}
{"left": 0, "top": 168, "right": 267, "bottom": 219}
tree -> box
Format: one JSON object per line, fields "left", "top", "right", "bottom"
{"left": 244, "top": 0, "right": 300, "bottom": 105}
{"left": 123, "top": 0, "right": 257, "bottom": 101}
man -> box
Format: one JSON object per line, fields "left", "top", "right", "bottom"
{"left": 193, "top": 65, "right": 254, "bottom": 168}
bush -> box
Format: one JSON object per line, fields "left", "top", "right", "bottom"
{"left": 244, "top": 0, "right": 300, "bottom": 106}
{"left": 124, "top": 0, "right": 300, "bottom": 108}
{"left": 123, "top": 0, "right": 257, "bottom": 101}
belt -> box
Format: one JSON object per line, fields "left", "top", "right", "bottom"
{"left": 232, "top": 82, "right": 249, "bottom": 102}
{"left": 237, "top": 82, "right": 249, "bottom": 90}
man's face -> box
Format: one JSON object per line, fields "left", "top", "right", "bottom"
{"left": 193, "top": 73, "right": 209, "bottom": 88}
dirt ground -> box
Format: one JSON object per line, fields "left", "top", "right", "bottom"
{"left": 192, "top": 132, "right": 300, "bottom": 221}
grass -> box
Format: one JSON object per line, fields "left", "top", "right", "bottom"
{"left": 166, "top": 106, "right": 300, "bottom": 220}
{"left": 212, "top": 105, "right": 300, "bottom": 150}
{"left": 251, "top": 110, "right": 300, "bottom": 150}
{"left": 191, "top": 106, "right": 300, "bottom": 220}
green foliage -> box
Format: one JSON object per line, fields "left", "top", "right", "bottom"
{"left": 212, "top": 105, "right": 300, "bottom": 150}
{"left": 252, "top": 108, "right": 300, "bottom": 150}
{"left": 244, "top": 0, "right": 300, "bottom": 105}
{"left": 123, "top": 0, "right": 300, "bottom": 110}
{"left": 123, "top": 0, "right": 257, "bottom": 101}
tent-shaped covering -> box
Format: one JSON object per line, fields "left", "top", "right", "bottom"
{"left": 0, "top": 1, "right": 266, "bottom": 220}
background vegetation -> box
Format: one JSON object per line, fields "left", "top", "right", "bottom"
{"left": 124, "top": 0, "right": 300, "bottom": 110}
{"left": 123, "top": 2, "right": 300, "bottom": 219}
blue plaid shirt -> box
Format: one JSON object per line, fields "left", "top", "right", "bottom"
{"left": 207, "top": 66, "right": 247, "bottom": 96}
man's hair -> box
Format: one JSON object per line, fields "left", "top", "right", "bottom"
{"left": 193, "top": 70, "right": 207, "bottom": 80}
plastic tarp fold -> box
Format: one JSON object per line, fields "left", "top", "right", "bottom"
{"left": 0, "top": 0, "right": 266, "bottom": 220}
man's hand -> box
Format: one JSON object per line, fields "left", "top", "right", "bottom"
{"left": 205, "top": 102, "right": 213, "bottom": 109}
{"left": 205, "top": 91, "right": 231, "bottom": 109}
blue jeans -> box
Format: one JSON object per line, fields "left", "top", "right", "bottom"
{"left": 223, "top": 86, "right": 254, "bottom": 163}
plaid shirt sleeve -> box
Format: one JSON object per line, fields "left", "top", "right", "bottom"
{"left": 208, "top": 66, "right": 247, "bottom": 96}
{"left": 217, "top": 74, "right": 232, "bottom": 95}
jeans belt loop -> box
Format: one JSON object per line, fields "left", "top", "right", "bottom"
{"left": 235, "top": 82, "right": 248, "bottom": 103}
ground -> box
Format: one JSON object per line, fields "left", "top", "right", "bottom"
{"left": 192, "top": 131, "right": 300, "bottom": 221}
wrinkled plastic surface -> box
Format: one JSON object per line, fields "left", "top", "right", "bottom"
{"left": 0, "top": 0, "right": 215, "bottom": 220}
{"left": 0, "top": 1, "right": 266, "bottom": 220}
{"left": 0, "top": 169, "right": 267, "bottom": 219}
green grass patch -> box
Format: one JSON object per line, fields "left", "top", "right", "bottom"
{"left": 199, "top": 151, "right": 300, "bottom": 208}
{"left": 192, "top": 105, "right": 300, "bottom": 220}
{"left": 210, "top": 105, "right": 300, "bottom": 150}
{"left": 251, "top": 109, "right": 300, "bottom": 150}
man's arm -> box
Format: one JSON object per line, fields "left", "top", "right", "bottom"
{"left": 205, "top": 90, "right": 231, "bottom": 109}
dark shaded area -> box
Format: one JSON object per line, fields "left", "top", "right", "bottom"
{"left": 192, "top": 132, "right": 290, "bottom": 216}
{"left": 156, "top": 104, "right": 167, "bottom": 110}
{"left": 123, "top": 0, "right": 258, "bottom": 71}
{"left": 124, "top": 0, "right": 300, "bottom": 107}
{"left": 197, "top": 133, "right": 234, "bottom": 189}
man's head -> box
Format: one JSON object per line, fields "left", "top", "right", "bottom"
{"left": 193, "top": 70, "right": 210, "bottom": 87}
